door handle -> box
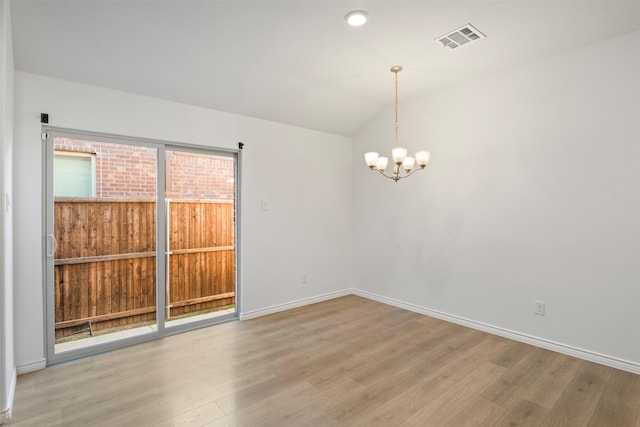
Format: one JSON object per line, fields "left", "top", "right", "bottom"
{"left": 46, "top": 234, "right": 55, "bottom": 258}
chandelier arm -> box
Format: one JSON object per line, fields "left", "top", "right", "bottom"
{"left": 374, "top": 168, "right": 398, "bottom": 180}
{"left": 393, "top": 167, "right": 424, "bottom": 181}
{"left": 372, "top": 166, "right": 425, "bottom": 182}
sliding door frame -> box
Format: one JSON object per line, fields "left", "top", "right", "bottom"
{"left": 43, "top": 126, "right": 241, "bottom": 365}
{"left": 162, "top": 144, "right": 240, "bottom": 336}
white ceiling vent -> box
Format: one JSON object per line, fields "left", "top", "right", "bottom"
{"left": 436, "top": 23, "right": 486, "bottom": 50}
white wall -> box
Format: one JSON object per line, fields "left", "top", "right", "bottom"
{"left": 353, "top": 31, "right": 640, "bottom": 370}
{"left": 0, "top": 0, "right": 15, "bottom": 422}
{"left": 11, "top": 21, "right": 637, "bottom": 382}
{"left": 13, "top": 72, "right": 352, "bottom": 370}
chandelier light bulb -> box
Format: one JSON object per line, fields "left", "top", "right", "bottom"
{"left": 392, "top": 147, "right": 407, "bottom": 165}
{"left": 365, "top": 152, "right": 379, "bottom": 168}
{"left": 402, "top": 156, "right": 415, "bottom": 173}
{"left": 375, "top": 157, "right": 388, "bottom": 171}
{"left": 415, "top": 151, "right": 430, "bottom": 168}
{"left": 345, "top": 10, "right": 368, "bottom": 27}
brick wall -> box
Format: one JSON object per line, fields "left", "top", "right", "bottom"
{"left": 166, "top": 151, "right": 234, "bottom": 199}
{"left": 55, "top": 138, "right": 234, "bottom": 199}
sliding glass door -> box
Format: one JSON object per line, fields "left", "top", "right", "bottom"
{"left": 44, "top": 130, "right": 239, "bottom": 363}
{"left": 164, "top": 149, "right": 236, "bottom": 328}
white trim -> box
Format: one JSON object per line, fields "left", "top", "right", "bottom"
{"left": 353, "top": 289, "right": 640, "bottom": 375}
{"left": 239, "top": 289, "right": 352, "bottom": 320}
{"left": 0, "top": 369, "right": 18, "bottom": 424}
{"left": 0, "top": 367, "right": 15, "bottom": 424}
{"left": 16, "top": 358, "right": 46, "bottom": 375}
{"left": 0, "top": 408, "right": 11, "bottom": 424}
{"left": 19, "top": 289, "right": 640, "bottom": 380}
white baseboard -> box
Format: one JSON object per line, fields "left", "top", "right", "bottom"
{"left": 0, "top": 408, "right": 11, "bottom": 424}
{"left": 11, "top": 290, "right": 638, "bottom": 384}
{"left": 239, "top": 289, "right": 352, "bottom": 321}
{"left": 17, "top": 358, "right": 46, "bottom": 375}
{"left": 0, "top": 367, "right": 16, "bottom": 424}
{"left": 353, "top": 289, "right": 640, "bottom": 375}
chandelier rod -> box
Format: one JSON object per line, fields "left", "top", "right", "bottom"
{"left": 392, "top": 66, "right": 401, "bottom": 148}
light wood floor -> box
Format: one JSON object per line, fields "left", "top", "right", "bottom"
{"left": 6, "top": 295, "right": 640, "bottom": 426}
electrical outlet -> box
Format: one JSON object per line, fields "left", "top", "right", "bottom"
{"left": 301, "top": 273, "right": 308, "bottom": 284}
{"left": 534, "top": 300, "right": 545, "bottom": 316}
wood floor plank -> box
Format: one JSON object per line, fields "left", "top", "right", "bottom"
{"left": 493, "top": 399, "right": 548, "bottom": 427}
{"left": 480, "top": 346, "right": 556, "bottom": 407}
{"left": 490, "top": 338, "right": 531, "bottom": 368}
{"left": 520, "top": 352, "right": 583, "bottom": 409}
{"left": 212, "top": 381, "right": 321, "bottom": 427}
{"left": 541, "top": 361, "right": 612, "bottom": 426}
{"left": 588, "top": 397, "right": 637, "bottom": 427}
{"left": 6, "top": 295, "right": 639, "bottom": 427}
{"left": 214, "top": 374, "right": 306, "bottom": 416}
{"left": 587, "top": 367, "right": 640, "bottom": 427}
{"left": 61, "top": 387, "right": 159, "bottom": 427}
{"left": 600, "top": 368, "right": 640, "bottom": 409}
{"left": 405, "top": 360, "right": 508, "bottom": 426}
{"left": 353, "top": 336, "right": 508, "bottom": 426}
{"left": 3, "top": 409, "right": 63, "bottom": 427}
{"left": 444, "top": 397, "right": 504, "bottom": 426}
{"left": 154, "top": 401, "right": 226, "bottom": 427}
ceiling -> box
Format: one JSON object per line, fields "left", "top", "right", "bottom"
{"left": 10, "top": 1, "right": 640, "bottom": 136}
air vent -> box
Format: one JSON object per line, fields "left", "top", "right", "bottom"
{"left": 436, "top": 23, "right": 486, "bottom": 50}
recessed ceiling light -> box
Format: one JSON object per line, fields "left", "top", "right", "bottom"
{"left": 345, "top": 10, "right": 368, "bottom": 27}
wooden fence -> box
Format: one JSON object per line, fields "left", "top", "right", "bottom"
{"left": 54, "top": 198, "right": 235, "bottom": 338}
{"left": 167, "top": 200, "right": 235, "bottom": 316}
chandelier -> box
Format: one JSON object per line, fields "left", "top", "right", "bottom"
{"left": 364, "top": 65, "right": 430, "bottom": 182}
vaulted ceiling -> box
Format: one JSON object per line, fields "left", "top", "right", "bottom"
{"left": 10, "top": 1, "right": 640, "bottom": 136}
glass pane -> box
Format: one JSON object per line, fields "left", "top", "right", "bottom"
{"left": 53, "top": 137, "right": 157, "bottom": 352}
{"left": 165, "top": 150, "right": 236, "bottom": 326}
{"left": 54, "top": 153, "right": 94, "bottom": 197}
